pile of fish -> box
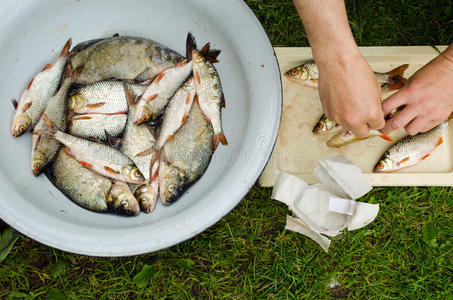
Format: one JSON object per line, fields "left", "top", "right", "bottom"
{"left": 11, "top": 33, "right": 227, "bottom": 216}
{"left": 285, "top": 60, "right": 448, "bottom": 172}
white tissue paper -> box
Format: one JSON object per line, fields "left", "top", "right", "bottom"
{"left": 272, "top": 156, "right": 379, "bottom": 252}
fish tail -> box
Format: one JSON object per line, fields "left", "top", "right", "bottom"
{"left": 378, "top": 134, "right": 394, "bottom": 142}
{"left": 385, "top": 76, "right": 407, "bottom": 91}
{"left": 60, "top": 38, "right": 72, "bottom": 58}
{"left": 186, "top": 32, "right": 197, "bottom": 60}
{"left": 213, "top": 132, "right": 228, "bottom": 150}
{"left": 200, "top": 42, "right": 221, "bottom": 63}
{"left": 387, "top": 64, "right": 409, "bottom": 79}
{"left": 122, "top": 82, "right": 136, "bottom": 105}
{"left": 11, "top": 98, "right": 18, "bottom": 109}
{"left": 33, "top": 114, "right": 57, "bottom": 137}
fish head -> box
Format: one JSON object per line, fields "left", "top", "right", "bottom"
{"left": 183, "top": 76, "right": 195, "bottom": 90}
{"left": 108, "top": 186, "right": 140, "bottom": 216}
{"left": 11, "top": 114, "right": 32, "bottom": 137}
{"left": 134, "top": 184, "right": 158, "bottom": 213}
{"left": 313, "top": 120, "right": 329, "bottom": 134}
{"left": 31, "top": 149, "right": 47, "bottom": 176}
{"left": 159, "top": 162, "right": 189, "bottom": 206}
{"left": 120, "top": 165, "right": 145, "bottom": 184}
{"left": 284, "top": 66, "right": 309, "bottom": 81}
{"left": 134, "top": 104, "right": 152, "bottom": 125}
{"left": 374, "top": 157, "right": 396, "bottom": 173}
{"left": 68, "top": 93, "right": 87, "bottom": 112}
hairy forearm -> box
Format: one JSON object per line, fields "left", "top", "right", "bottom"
{"left": 293, "top": 0, "right": 359, "bottom": 64}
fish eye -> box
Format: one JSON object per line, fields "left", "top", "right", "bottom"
{"left": 316, "top": 123, "right": 323, "bottom": 130}
{"left": 141, "top": 115, "right": 148, "bottom": 122}
{"left": 18, "top": 125, "right": 25, "bottom": 133}
{"left": 120, "top": 199, "right": 129, "bottom": 207}
{"left": 376, "top": 163, "right": 384, "bottom": 169}
{"left": 33, "top": 163, "right": 40, "bottom": 170}
{"left": 291, "top": 69, "right": 298, "bottom": 75}
{"left": 168, "top": 184, "right": 176, "bottom": 193}
{"left": 133, "top": 169, "right": 142, "bottom": 179}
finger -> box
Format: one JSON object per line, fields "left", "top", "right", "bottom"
{"left": 382, "top": 90, "right": 408, "bottom": 116}
{"left": 405, "top": 116, "right": 433, "bottom": 136}
{"left": 381, "top": 105, "right": 418, "bottom": 134}
{"left": 348, "top": 123, "right": 370, "bottom": 139}
{"left": 367, "top": 114, "right": 385, "bottom": 130}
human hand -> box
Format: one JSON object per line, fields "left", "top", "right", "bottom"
{"left": 317, "top": 52, "right": 385, "bottom": 138}
{"left": 381, "top": 45, "right": 453, "bottom": 135}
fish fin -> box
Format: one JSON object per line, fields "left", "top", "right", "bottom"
{"left": 310, "top": 79, "right": 319, "bottom": 83}
{"left": 22, "top": 102, "right": 32, "bottom": 113}
{"left": 155, "top": 72, "right": 165, "bottom": 83}
{"left": 200, "top": 43, "right": 210, "bottom": 56}
{"left": 27, "top": 77, "right": 34, "bottom": 89}
{"left": 11, "top": 98, "right": 18, "bottom": 109}
{"left": 60, "top": 38, "right": 72, "bottom": 58}
{"left": 104, "top": 130, "right": 121, "bottom": 149}
{"left": 86, "top": 102, "right": 105, "bottom": 109}
{"left": 220, "top": 94, "right": 226, "bottom": 108}
{"left": 105, "top": 111, "right": 128, "bottom": 116}
{"left": 437, "top": 137, "right": 444, "bottom": 146}
{"left": 150, "top": 156, "right": 159, "bottom": 182}
{"left": 67, "top": 64, "right": 85, "bottom": 80}
{"left": 175, "top": 61, "right": 187, "bottom": 67}
{"left": 421, "top": 153, "right": 430, "bottom": 160}
{"left": 133, "top": 68, "right": 151, "bottom": 83}
{"left": 213, "top": 132, "right": 228, "bottom": 150}
{"left": 195, "top": 72, "right": 201, "bottom": 84}
{"left": 181, "top": 113, "right": 188, "bottom": 124}
{"left": 186, "top": 32, "right": 197, "bottom": 60}
{"left": 397, "top": 157, "right": 410, "bottom": 166}
{"left": 387, "top": 64, "right": 409, "bottom": 79}
{"left": 33, "top": 114, "right": 57, "bottom": 136}
{"left": 384, "top": 76, "right": 407, "bottom": 91}
{"left": 79, "top": 161, "right": 93, "bottom": 169}
{"left": 64, "top": 146, "right": 74, "bottom": 157}
{"left": 135, "top": 149, "right": 152, "bottom": 157}
{"left": 112, "top": 33, "right": 120, "bottom": 37}
{"left": 70, "top": 38, "right": 105, "bottom": 53}
{"left": 42, "top": 64, "right": 53, "bottom": 71}
{"left": 185, "top": 94, "right": 192, "bottom": 104}
{"left": 146, "top": 94, "right": 158, "bottom": 102}
{"left": 168, "top": 134, "right": 175, "bottom": 141}
{"left": 122, "top": 82, "right": 136, "bottom": 105}
{"left": 200, "top": 42, "right": 221, "bottom": 62}
{"left": 72, "top": 115, "right": 92, "bottom": 120}
{"left": 378, "top": 134, "right": 394, "bottom": 142}
{"left": 104, "top": 166, "right": 120, "bottom": 174}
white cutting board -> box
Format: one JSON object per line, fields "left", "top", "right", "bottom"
{"left": 260, "top": 46, "right": 453, "bottom": 187}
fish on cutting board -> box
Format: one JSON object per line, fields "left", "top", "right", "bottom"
{"left": 11, "top": 38, "right": 73, "bottom": 137}
{"left": 374, "top": 122, "right": 448, "bottom": 173}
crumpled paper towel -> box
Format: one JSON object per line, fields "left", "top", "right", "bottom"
{"left": 272, "top": 156, "right": 379, "bottom": 252}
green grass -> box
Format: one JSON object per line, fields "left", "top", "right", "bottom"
{"left": 1, "top": 0, "right": 453, "bottom": 298}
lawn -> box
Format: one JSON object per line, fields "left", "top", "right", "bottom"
{"left": 1, "top": 0, "right": 452, "bottom": 298}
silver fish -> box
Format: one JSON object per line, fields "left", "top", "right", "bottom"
{"left": 47, "top": 149, "right": 111, "bottom": 212}
{"left": 31, "top": 65, "right": 81, "bottom": 176}
{"left": 68, "top": 81, "right": 146, "bottom": 114}
{"left": 159, "top": 102, "right": 213, "bottom": 205}
{"left": 156, "top": 76, "right": 196, "bottom": 150}
{"left": 36, "top": 116, "right": 145, "bottom": 184}
{"left": 134, "top": 60, "right": 193, "bottom": 124}
{"left": 285, "top": 60, "right": 408, "bottom": 90}
{"left": 69, "top": 36, "right": 185, "bottom": 84}
{"left": 374, "top": 122, "right": 447, "bottom": 173}
{"left": 11, "top": 38, "right": 72, "bottom": 136}
{"left": 187, "top": 34, "right": 227, "bottom": 150}
{"left": 107, "top": 181, "right": 140, "bottom": 216}
{"left": 68, "top": 114, "right": 128, "bottom": 140}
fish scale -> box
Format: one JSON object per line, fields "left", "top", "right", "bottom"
{"left": 69, "top": 114, "right": 127, "bottom": 140}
